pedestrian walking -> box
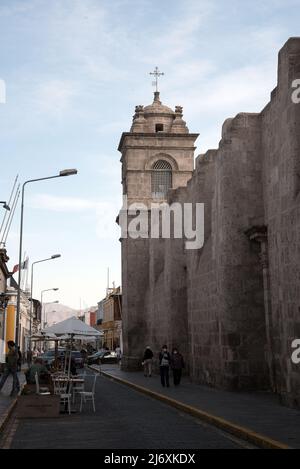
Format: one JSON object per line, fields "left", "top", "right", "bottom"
{"left": 171, "top": 348, "right": 185, "bottom": 386}
{"left": 159, "top": 345, "right": 171, "bottom": 387}
{"left": 115, "top": 345, "right": 122, "bottom": 361}
{"left": 143, "top": 346, "right": 153, "bottom": 377}
{"left": 0, "top": 341, "right": 20, "bottom": 396}
{"left": 27, "top": 349, "right": 33, "bottom": 366}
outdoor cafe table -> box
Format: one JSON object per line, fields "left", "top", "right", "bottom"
{"left": 52, "top": 377, "right": 84, "bottom": 383}
{"left": 51, "top": 376, "right": 85, "bottom": 391}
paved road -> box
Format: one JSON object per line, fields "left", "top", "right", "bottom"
{"left": 2, "top": 373, "right": 249, "bottom": 449}
{"left": 97, "top": 365, "right": 300, "bottom": 448}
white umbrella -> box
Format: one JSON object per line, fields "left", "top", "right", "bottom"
{"left": 42, "top": 316, "right": 102, "bottom": 337}
{"left": 43, "top": 317, "right": 102, "bottom": 376}
{"left": 30, "top": 332, "right": 58, "bottom": 341}
{"left": 58, "top": 334, "right": 102, "bottom": 341}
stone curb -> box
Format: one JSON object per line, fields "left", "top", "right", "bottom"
{"left": 89, "top": 366, "right": 290, "bottom": 450}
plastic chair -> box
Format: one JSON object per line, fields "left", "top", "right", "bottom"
{"left": 79, "top": 375, "right": 97, "bottom": 413}
{"left": 53, "top": 378, "right": 72, "bottom": 415}
{"left": 72, "top": 371, "right": 86, "bottom": 404}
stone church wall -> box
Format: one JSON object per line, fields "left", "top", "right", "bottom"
{"left": 121, "top": 38, "right": 300, "bottom": 407}
{"left": 261, "top": 38, "right": 300, "bottom": 407}
{"left": 185, "top": 114, "right": 269, "bottom": 391}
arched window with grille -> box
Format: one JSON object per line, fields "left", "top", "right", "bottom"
{"left": 151, "top": 160, "right": 172, "bottom": 199}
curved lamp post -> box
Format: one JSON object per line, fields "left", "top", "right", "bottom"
{"left": 0, "top": 201, "right": 10, "bottom": 211}
{"left": 41, "top": 292, "right": 59, "bottom": 329}
{"left": 15, "top": 169, "right": 77, "bottom": 347}
{"left": 43, "top": 303, "right": 59, "bottom": 329}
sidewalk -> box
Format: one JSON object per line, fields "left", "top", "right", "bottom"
{"left": 93, "top": 364, "right": 300, "bottom": 449}
{"left": 0, "top": 371, "right": 25, "bottom": 432}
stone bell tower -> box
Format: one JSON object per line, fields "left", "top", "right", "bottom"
{"left": 118, "top": 87, "right": 199, "bottom": 370}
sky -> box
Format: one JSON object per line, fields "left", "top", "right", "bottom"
{"left": 0, "top": 0, "right": 299, "bottom": 310}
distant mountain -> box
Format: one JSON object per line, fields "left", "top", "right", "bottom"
{"left": 43, "top": 303, "right": 79, "bottom": 326}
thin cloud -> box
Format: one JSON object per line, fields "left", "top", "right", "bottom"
{"left": 28, "top": 192, "right": 121, "bottom": 240}
{"left": 46, "top": 0, "right": 129, "bottom": 83}
{"left": 0, "top": 2, "right": 35, "bottom": 17}
{"left": 34, "top": 79, "right": 78, "bottom": 117}
{"left": 143, "top": 0, "right": 215, "bottom": 65}
{"left": 96, "top": 121, "right": 130, "bottom": 135}
{"left": 28, "top": 193, "right": 119, "bottom": 214}
{"left": 28, "top": 194, "right": 96, "bottom": 212}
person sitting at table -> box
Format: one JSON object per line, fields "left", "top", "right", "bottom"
{"left": 50, "top": 355, "right": 63, "bottom": 372}
{"left": 26, "top": 358, "right": 50, "bottom": 385}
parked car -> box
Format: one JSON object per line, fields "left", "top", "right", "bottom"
{"left": 102, "top": 351, "right": 118, "bottom": 364}
{"left": 87, "top": 350, "right": 118, "bottom": 365}
{"left": 40, "top": 349, "right": 65, "bottom": 367}
{"left": 87, "top": 350, "right": 109, "bottom": 365}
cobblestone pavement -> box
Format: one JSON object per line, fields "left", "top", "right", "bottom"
{"left": 3, "top": 373, "right": 250, "bottom": 449}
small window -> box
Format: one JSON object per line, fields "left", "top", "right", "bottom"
{"left": 155, "top": 123, "right": 164, "bottom": 132}
{"left": 152, "top": 160, "right": 172, "bottom": 199}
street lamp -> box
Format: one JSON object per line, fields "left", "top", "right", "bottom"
{"left": 43, "top": 300, "right": 59, "bottom": 329}
{"left": 44, "top": 305, "right": 59, "bottom": 329}
{"left": 29, "top": 255, "right": 61, "bottom": 356}
{"left": 15, "top": 169, "right": 78, "bottom": 347}
{"left": 0, "top": 201, "right": 10, "bottom": 211}
{"left": 44, "top": 308, "right": 58, "bottom": 351}
{"left": 41, "top": 292, "right": 59, "bottom": 329}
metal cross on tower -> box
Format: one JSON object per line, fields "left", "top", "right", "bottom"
{"left": 150, "top": 67, "right": 164, "bottom": 92}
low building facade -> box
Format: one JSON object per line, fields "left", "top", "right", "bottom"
{"left": 99, "top": 288, "right": 122, "bottom": 351}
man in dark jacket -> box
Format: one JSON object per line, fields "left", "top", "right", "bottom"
{"left": 171, "top": 348, "right": 185, "bottom": 386}
{"left": 159, "top": 345, "right": 171, "bottom": 387}
{"left": 0, "top": 341, "right": 20, "bottom": 396}
{"left": 143, "top": 346, "right": 154, "bottom": 377}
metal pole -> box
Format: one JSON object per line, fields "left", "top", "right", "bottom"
{"left": 29, "top": 262, "right": 34, "bottom": 363}
{"left": 41, "top": 291, "right": 44, "bottom": 330}
{"left": 15, "top": 170, "right": 77, "bottom": 347}
{"left": 15, "top": 183, "right": 25, "bottom": 347}
{"left": 2, "top": 188, "right": 20, "bottom": 246}
{"left": 0, "top": 175, "right": 18, "bottom": 239}
{"left": 30, "top": 264, "right": 60, "bottom": 350}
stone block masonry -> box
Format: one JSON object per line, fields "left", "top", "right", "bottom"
{"left": 118, "top": 38, "right": 300, "bottom": 408}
